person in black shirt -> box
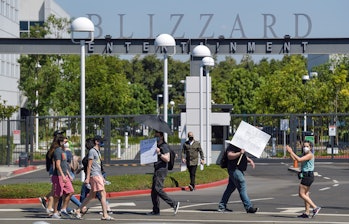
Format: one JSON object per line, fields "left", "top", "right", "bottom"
{"left": 218, "top": 144, "right": 258, "bottom": 213}
{"left": 147, "top": 131, "right": 180, "bottom": 216}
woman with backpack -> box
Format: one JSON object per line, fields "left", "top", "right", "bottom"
{"left": 74, "top": 136, "right": 114, "bottom": 220}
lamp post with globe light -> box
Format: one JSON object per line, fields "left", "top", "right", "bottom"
{"left": 71, "top": 17, "right": 94, "bottom": 182}
{"left": 192, "top": 45, "right": 211, "bottom": 162}
{"left": 155, "top": 34, "right": 176, "bottom": 141}
{"left": 202, "top": 56, "right": 214, "bottom": 165}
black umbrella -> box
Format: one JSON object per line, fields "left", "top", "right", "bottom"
{"left": 134, "top": 115, "right": 173, "bottom": 134}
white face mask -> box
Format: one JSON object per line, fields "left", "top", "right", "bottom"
{"left": 303, "top": 146, "right": 310, "bottom": 153}
{"left": 64, "top": 143, "right": 69, "bottom": 148}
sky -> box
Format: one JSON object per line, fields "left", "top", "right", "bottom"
{"left": 57, "top": 0, "right": 349, "bottom": 39}
{"left": 56, "top": 0, "right": 349, "bottom": 61}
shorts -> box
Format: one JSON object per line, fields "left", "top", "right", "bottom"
{"left": 52, "top": 175, "right": 74, "bottom": 197}
{"left": 301, "top": 175, "right": 314, "bottom": 187}
{"left": 90, "top": 175, "right": 105, "bottom": 192}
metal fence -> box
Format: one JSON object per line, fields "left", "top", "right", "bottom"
{"left": 1, "top": 113, "right": 348, "bottom": 166}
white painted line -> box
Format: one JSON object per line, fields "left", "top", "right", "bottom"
{"left": 319, "top": 187, "right": 331, "bottom": 191}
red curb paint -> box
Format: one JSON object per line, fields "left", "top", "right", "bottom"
{"left": 12, "top": 166, "right": 37, "bottom": 175}
{"left": 0, "top": 179, "right": 228, "bottom": 204}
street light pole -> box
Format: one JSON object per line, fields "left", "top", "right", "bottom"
{"left": 170, "top": 100, "right": 175, "bottom": 132}
{"left": 71, "top": 17, "right": 94, "bottom": 182}
{"left": 202, "top": 57, "right": 214, "bottom": 166}
{"left": 35, "top": 62, "right": 41, "bottom": 152}
{"left": 155, "top": 34, "right": 176, "bottom": 142}
{"left": 192, "top": 45, "right": 211, "bottom": 161}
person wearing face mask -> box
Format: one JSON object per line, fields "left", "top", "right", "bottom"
{"left": 146, "top": 131, "right": 180, "bottom": 216}
{"left": 181, "top": 132, "right": 205, "bottom": 191}
{"left": 286, "top": 141, "right": 321, "bottom": 218}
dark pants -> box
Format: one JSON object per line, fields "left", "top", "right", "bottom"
{"left": 151, "top": 168, "right": 176, "bottom": 213}
{"left": 187, "top": 165, "right": 198, "bottom": 188}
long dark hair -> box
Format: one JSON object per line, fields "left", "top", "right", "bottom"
{"left": 48, "top": 135, "right": 65, "bottom": 158}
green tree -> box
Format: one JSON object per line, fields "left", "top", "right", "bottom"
{"left": 254, "top": 55, "right": 308, "bottom": 114}
{"left": 0, "top": 97, "right": 19, "bottom": 120}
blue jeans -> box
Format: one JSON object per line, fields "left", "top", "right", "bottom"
{"left": 218, "top": 169, "right": 252, "bottom": 211}
{"left": 80, "top": 182, "right": 104, "bottom": 203}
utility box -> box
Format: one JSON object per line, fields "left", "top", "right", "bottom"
{"left": 19, "top": 152, "right": 28, "bottom": 167}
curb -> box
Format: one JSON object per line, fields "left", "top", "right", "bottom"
{"left": 12, "top": 166, "right": 38, "bottom": 175}
{"left": 0, "top": 179, "right": 228, "bottom": 205}
{"left": 0, "top": 166, "right": 38, "bottom": 180}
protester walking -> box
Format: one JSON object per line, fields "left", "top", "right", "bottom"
{"left": 218, "top": 144, "right": 258, "bottom": 213}
{"left": 181, "top": 131, "right": 204, "bottom": 191}
{"left": 60, "top": 138, "right": 83, "bottom": 213}
{"left": 286, "top": 141, "right": 321, "bottom": 218}
{"left": 76, "top": 137, "right": 113, "bottom": 214}
{"left": 39, "top": 130, "right": 64, "bottom": 215}
{"left": 51, "top": 134, "right": 75, "bottom": 219}
{"left": 147, "top": 131, "right": 180, "bottom": 216}
{"left": 75, "top": 136, "right": 114, "bottom": 220}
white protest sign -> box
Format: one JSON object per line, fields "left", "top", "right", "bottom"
{"left": 140, "top": 138, "right": 158, "bottom": 165}
{"left": 230, "top": 121, "right": 271, "bottom": 158}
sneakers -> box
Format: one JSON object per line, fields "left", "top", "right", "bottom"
{"left": 298, "top": 213, "right": 310, "bottom": 218}
{"left": 101, "top": 215, "right": 115, "bottom": 220}
{"left": 69, "top": 209, "right": 76, "bottom": 215}
{"left": 99, "top": 210, "right": 114, "bottom": 215}
{"left": 38, "top": 197, "right": 47, "bottom": 209}
{"left": 51, "top": 213, "right": 61, "bottom": 219}
{"left": 217, "top": 207, "right": 233, "bottom": 212}
{"left": 188, "top": 185, "right": 195, "bottom": 191}
{"left": 60, "top": 209, "right": 70, "bottom": 218}
{"left": 146, "top": 211, "right": 160, "bottom": 216}
{"left": 45, "top": 208, "right": 54, "bottom": 214}
{"left": 246, "top": 207, "right": 259, "bottom": 213}
{"left": 174, "top": 201, "right": 180, "bottom": 215}
{"left": 312, "top": 207, "right": 321, "bottom": 218}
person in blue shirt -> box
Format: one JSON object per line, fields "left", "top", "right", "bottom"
{"left": 286, "top": 141, "right": 321, "bottom": 218}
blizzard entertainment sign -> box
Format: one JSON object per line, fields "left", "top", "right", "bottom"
{"left": 86, "top": 13, "right": 312, "bottom": 39}
{"left": 1, "top": 37, "right": 348, "bottom": 55}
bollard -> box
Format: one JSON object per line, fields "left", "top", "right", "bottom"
{"left": 293, "top": 160, "right": 298, "bottom": 168}
{"left": 124, "top": 132, "right": 128, "bottom": 149}
{"left": 117, "top": 139, "right": 121, "bottom": 159}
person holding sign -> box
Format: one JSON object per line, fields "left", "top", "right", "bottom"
{"left": 147, "top": 131, "right": 180, "bottom": 216}
{"left": 286, "top": 141, "right": 321, "bottom": 218}
{"left": 218, "top": 144, "right": 258, "bottom": 213}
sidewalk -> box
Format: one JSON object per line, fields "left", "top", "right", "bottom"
{"left": 0, "top": 165, "right": 39, "bottom": 180}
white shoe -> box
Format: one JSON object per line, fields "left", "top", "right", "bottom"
{"left": 174, "top": 201, "right": 180, "bottom": 215}
{"left": 51, "top": 213, "right": 61, "bottom": 219}
{"left": 46, "top": 208, "right": 53, "bottom": 214}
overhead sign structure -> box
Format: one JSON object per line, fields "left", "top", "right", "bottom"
{"left": 0, "top": 37, "right": 349, "bottom": 55}
{"left": 230, "top": 120, "right": 271, "bottom": 158}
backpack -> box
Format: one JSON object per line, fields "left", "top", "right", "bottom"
{"left": 220, "top": 149, "right": 228, "bottom": 168}
{"left": 82, "top": 154, "right": 89, "bottom": 174}
{"left": 45, "top": 151, "right": 52, "bottom": 172}
{"left": 168, "top": 147, "right": 176, "bottom": 170}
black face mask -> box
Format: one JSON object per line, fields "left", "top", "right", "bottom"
{"left": 189, "top": 137, "right": 194, "bottom": 141}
